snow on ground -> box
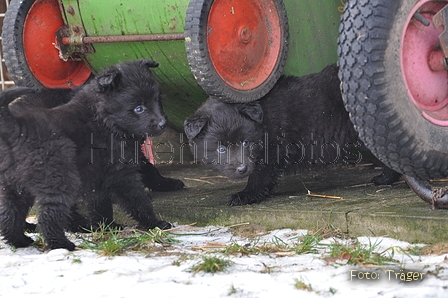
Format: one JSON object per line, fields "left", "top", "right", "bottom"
{"left": 1, "top": 225, "right": 447, "bottom": 298}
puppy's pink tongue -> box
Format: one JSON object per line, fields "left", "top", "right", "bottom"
{"left": 141, "top": 137, "right": 155, "bottom": 164}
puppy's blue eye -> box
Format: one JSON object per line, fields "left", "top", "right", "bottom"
{"left": 242, "top": 140, "right": 249, "bottom": 147}
{"left": 217, "top": 145, "right": 227, "bottom": 154}
{"left": 134, "top": 105, "right": 145, "bottom": 114}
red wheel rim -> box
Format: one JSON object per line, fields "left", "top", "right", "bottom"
{"left": 401, "top": 0, "right": 448, "bottom": 126}
{"left": 23, "top": 0, "right": 91, "bottom": 88}
{"left": 207, "top": 0, "right": 282, "bottom": 91}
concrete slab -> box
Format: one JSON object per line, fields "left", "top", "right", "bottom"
{"left": 150, "top": 163, "right": 448, "bottom": 244}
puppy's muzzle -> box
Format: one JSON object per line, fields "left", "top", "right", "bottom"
{"left": 158, "top": 119, "right": 167, "bottom": 130}
{"left": 237, "top": 164, "right": 248, "bottom": 174}
{"left": 147, "top": 118, "right": 167, "bottom": 136}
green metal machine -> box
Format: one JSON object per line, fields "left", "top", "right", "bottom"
{"left": 2, "top": 0, "right": 342, "bottom": 131}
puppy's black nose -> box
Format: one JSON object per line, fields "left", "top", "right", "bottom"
{"left": 237, "top": 164, "right": 247, "bottom": 174}
{"left": 158, "top": 119, "right": 167, "bottom": 129}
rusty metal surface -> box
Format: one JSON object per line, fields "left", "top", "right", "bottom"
{"left": 433, "top": 4, "right": 448, "bottom": 57}
{"left": 56, "top": 26, "right": 94, "bottom": 59}
{"left": 404, "top": 175, "right": 448, "bottom": 209}
{"left": 61, "top": 33, "right": 185, "bottom": 45}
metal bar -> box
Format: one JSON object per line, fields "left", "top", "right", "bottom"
{"left": 61, "top": 33, "right": 185, "bottom": 45}
{"left": 412, "top": 11, "right": 430, "bottom": 27}
{"left": 404, "top": 175, "right": 448, "bottom": 209}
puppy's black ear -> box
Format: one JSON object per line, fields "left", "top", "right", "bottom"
{"left": 184, "top": 117, "right": 209, "bottom": 139}
{"left": 142, "top": 60, "right": 159, "bottom": 68}
{"left": 239, "top": 103, "right": 263, "bottom": 124}
{"left": 97, "top": 69, "right": 122, "bottom": 92}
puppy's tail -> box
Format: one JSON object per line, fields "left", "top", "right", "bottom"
{"left": 0, "top": 87, "right": 35, "bottom": 116}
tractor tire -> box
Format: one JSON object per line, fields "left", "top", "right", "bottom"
{"left": 185, "top": 0, "right": 289, "bottom": 103}
{"left": 2, "top": 0, "right": 91, "bottom": 89}
{"left": 338, "top": 0, "right": 448, "bottom": 180}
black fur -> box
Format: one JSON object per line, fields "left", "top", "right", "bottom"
{"left": 139, "top": 157, "right": 185, "bottom": 191}
{"left": 184, "top": 64, "right": 400, "bottom": 206}
{"left": 8, "top": 88, "right": 75, "bottom": 115}
{"left": 9, "top": 87, "right": 185, "bottom": 193}
{"left": 0, "top": 60, "right": 174, "bottom": 250}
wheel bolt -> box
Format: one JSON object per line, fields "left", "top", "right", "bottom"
{"left": 239, "top": 27, "right": 252, "bottom": 44}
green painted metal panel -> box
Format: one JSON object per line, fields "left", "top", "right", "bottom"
{"left": 60, "top": 0, "right": 206, "bottom": 132}
{"left": 282, "top": 0, "right": 342, "bottom": 75}
{"left": 59, "top": 0, "right": 343, "bottom": 131}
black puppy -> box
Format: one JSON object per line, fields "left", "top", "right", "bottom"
{"left": 9, "top": 87, "right": 185, "bottom": 192}
{"left": 0, "top": 59, "right": 174, "bottom": 251}
{"left": 184, "top": 64, "right": 400, "bottom": 206}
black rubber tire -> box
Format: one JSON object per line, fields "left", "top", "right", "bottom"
{"left": 338, "top": 0, "right": 448, "bottom": 180}
{"left": 2, "top": 0, "right": 43, "bottom": 90}
{"left": 184, "top": 0, "right": 289, "bottom": 103}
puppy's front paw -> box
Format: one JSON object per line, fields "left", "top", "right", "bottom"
{"left": 229, "top": 192, "right": 259, "bottom": 206}
{"left": 169, "top": 178, "right": 186, "bottom": 191}
{"left": 156, "top": 220, "right": 172, "bottom": 230}
{"left": 230, "top": 187, "right": 272, "bottom": 206}
{"left": 47, "top": 239, "right": 76, "bottom": 251}
{"left": 9, "top": 235, "right": 34, "bottom": 248}
{"left": 372, "top": 168, "right": 401, "bottom": 185}
{"left": 153, "top": 177, "right": 185, "bottom": 192}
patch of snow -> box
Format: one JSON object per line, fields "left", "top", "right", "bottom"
{"left": 1, "top": 225, "right": 447, "bottom": 298}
